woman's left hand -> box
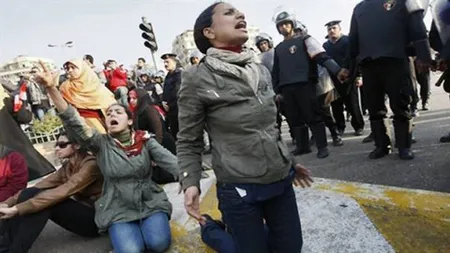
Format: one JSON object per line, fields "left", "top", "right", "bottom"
{"left": 0, "top": 206, "right": 19, "bottom": 219}
{"left": 293, "top": 164, "right": 313, "bottom": 188}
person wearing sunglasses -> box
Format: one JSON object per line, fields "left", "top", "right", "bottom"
{"left": 0, "top": 131, "right": 104, "bottom": 253}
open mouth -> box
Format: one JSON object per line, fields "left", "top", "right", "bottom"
{"left": 235, "top": 21, "right": 247, "bottom": 30}
{"left": 110, "top": 119, "right": 119, "bottom": 126}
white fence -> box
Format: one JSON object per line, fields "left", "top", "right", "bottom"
{"left": 26, "top": 126, "right": 64, "bottom": 144}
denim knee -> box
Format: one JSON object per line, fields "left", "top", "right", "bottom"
{"left": 113, "top": 241, "right": 143, "bottom": 253}
{"left": 146, "top": 234, "right": 171, "bottom": 253}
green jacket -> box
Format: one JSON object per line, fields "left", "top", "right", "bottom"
{"left": 177, "top": 61, "right": 292, "bottom": 191}
{"left": 60, "top": 106, "right": 178, "bottom": 232}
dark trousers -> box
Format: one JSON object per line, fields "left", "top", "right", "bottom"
{"left": 281, "top": 83, "right": 322, "bottom": 127}
{"left": 201, "top": 220, "right": 270, "bottom": 253}
{"left": 415, "top": 63, "right": 431, "bottom": 104}
{"left": 166, "top": 109, "right": 179, "bottom": 141}
{"left": 276, "top": 101, "right": 293, "bottom": 139}
{"left": 317, "top": 91, "right": 339, "bottom": 137}
{"left": 331, "top": 82, "right": 365, "bottom": 132}
{"left": 361, "top": 58, "right": 412, "bottom": 122}
{"left": 359, "top": 87, "right": 367, "bottom": 113}
{"left": 361, "top": 58, "right": 412, "bottom": 148}
{"left": 216, "top": 176, "right": 303, "bottom": 253}
{"left": 0, "top": 188, "right": 98, "bottom": 253}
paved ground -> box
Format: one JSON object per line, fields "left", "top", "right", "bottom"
{"left": 284, "top": 77, "right": 450, "bottom": 193}
{"left": 27, "top": 73, "right": 450, "bottom": 252}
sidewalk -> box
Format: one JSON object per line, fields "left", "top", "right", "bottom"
{"left": 28, "top": 167, "right": 450, "bottom": 253}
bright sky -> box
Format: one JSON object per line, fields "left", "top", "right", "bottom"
{"left": 0, "top": 0, "right": 433, "bottom": 70}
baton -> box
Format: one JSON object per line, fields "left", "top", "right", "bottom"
{"left": 435, "top": 69, "right": 449, "bottom": 87}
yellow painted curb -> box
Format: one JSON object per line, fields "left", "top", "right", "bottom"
{"left": 313, "top": 179, "right": 450, "bottom": 253}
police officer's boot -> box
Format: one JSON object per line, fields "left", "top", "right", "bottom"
{"left": 440, "top": 132, "right": 450, "bottom": 143}
{"left": 393, "top": 120, "right": 414, "bottom": 160}
{"left": 311, "top": 122, "right": 329, "bottom": 159}
{"left": 292, "top": 126, "right": 312, "bottom": 156}
{"left": 369, "top": 120, "right": 392, "bottom": 159}
{"left": 329, "top": 126, "right": 344, "bottom": 147}
{"left": 362, "top": 132, "right": 374, "bottom": 143}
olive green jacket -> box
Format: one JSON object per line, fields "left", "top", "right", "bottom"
{"left": 177, "top": 59, "right": 292, "bottom": 191}
{"left": 60, "top": 106, "right": 178, "bottom": 232}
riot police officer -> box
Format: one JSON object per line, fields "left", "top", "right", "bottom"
{"left": 430, "top": 0, "right": 450, "bottom": 142}
{"left": 323, "top": 20, "right": 365, "bottom": 136}
{"left": 294, "top": 21, "right": 344, "bottom": 147}
{"left": 272, "top": 10, "right": 347, "bottom": 158}
{"left": 255, "top": 33, "right": 275, "bottom": 71}
{"left": 347, "top": 0, "right": 432, "bottom": 160}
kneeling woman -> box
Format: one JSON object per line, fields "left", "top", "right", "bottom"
{"left": 178, "top": 2, "right": 312, "bottom": 253}
{"left": 35, "top": 62, "right": 179, "bottom": 253}
{"left": 0, "top": 131, "right": 103, "bottom": 252}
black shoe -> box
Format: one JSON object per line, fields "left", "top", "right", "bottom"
{"left": 317, "top": 147, "right": 329, "bottom": 159}
{"left": 332, "top": 136, "right": 343, "bottom": 146}
{"left": 421, "top": 102, "right": 429, "bottom": 111}
{"left": 201, "top": 214, "right": 226, "bottom": 230}
{"left": 354, "top": 129, "right": 364, "bottom": 136}
{"left": 440, "top": 134, "right": 450, "bottom": 143}
{"left": 411, "top": 109, "right": 419, "bottom": 118}
{"left": 369, "top": 147, "right": 391, "bottom": 159}
{"left": 292, "top": 126, "right": 312, "bottom": 156}
{"left": 338, "top": 129, "right": 345, "bottom": 136}
{"left": 398, "top": 148, "right": 414, "bottom": 160}
{"left": 292, "top": 147, "right": 312, "bottom": 156}
{"left": 362, "top": 133, "right": 374, "bottom": 143}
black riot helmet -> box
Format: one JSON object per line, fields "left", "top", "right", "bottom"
{"left": 273, "top": 11, "right": 296, "bottom": 34}
{"left": 254, "top": 33, "right": 273, "bottom": 50}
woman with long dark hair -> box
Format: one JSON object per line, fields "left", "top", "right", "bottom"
{"left": 0, "top": 131, "right": 103, "bottom": 252}
{"left": 177, "top": 2, "right": 313, "bottom": 252}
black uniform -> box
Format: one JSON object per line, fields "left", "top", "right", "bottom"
{"left": 323, "top": 35, "right": 365, "bottom": 134}
{"left": 348, "top": 0, "right": 432, "bottom": 159}
{"left": 162, "top": 68, "right": 182, "bottom": 140}
{"left": 273, "top": 35, "right": 341, "bottom": 158}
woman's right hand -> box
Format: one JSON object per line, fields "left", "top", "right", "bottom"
{"left": 184, "top": 186, "right": 206, "bottom": 225}
{"left": 34, "top": 61, "right": 59, "bottom": 88}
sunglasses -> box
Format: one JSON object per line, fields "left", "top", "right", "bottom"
{"left": 55, "top": 142, "right": 72, "bottom": 148}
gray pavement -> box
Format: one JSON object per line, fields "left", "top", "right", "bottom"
{"left": 282, "top": 74, "right": 450, "bottom": 193}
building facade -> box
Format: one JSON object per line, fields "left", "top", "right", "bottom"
{"left": 171, "top": 26, "right": 260, "bottom": 67}
{"left": 0, "top": 56, "right": 57, "bottom": 85}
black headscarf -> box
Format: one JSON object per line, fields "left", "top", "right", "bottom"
{"left": 0, "top": 96, "right": 55, "bottom": 181}
{"left": 194, "top": 2, "right": 223, "bottom": 54}
{"left": 130, "top": 88, "right": 154, "bottom": 129}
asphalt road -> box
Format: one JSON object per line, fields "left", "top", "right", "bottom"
{"left": 283, "top": 73, "right": 450, "bottom": 193}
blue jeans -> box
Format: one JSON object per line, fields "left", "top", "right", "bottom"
{"left": 108, "top": 212, "right": 171, "bottom": 253}
{"left": 216, "top": 175, "right": 303, "bottom": 253}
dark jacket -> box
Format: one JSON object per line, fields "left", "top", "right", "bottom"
{"left": 132, "top": 89, "right": 164, "bottom": 144}
{"left": 177, "top": 59, "right": 292, "bottom": 191}
{"left": 162, "top": 69, "right": 182, "bottom": 111}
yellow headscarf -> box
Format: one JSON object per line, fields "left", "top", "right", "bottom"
{"left": 60, "top": 59, "right": 115, "bottom": 110}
